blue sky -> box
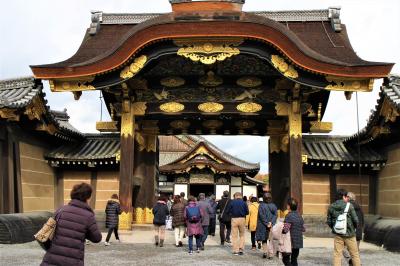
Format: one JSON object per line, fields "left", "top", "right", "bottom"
{"left": 1, "top": 0, "right": 399, "bottom": 173}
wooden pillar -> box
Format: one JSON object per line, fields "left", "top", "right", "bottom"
{"left": 89, "top": 170, "right": 97, "bottom": 210}
{"left": 288, "top": 100, "right": 303, "bottom": 213}
{"left": 118, "top": 102, "right": 135, "bottom": 229}
{"left": 269, "top": 136, "right": 290, "bottom": 210}
{"left": 55, "top": 169, "right": 64, "bottom": 209}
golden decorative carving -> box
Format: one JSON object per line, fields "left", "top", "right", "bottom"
{"left": 380, "top": 99, "right": 399, "bottom": 123}
{"left": 170, "top": 120, "right": 190, "bottom": 130}
{"left": 310, "top": 121, "right": 333, "bottom": 133}
{"left": 96, "top": 121, "right": 118, "bottom": 132}
{"left": 132, "top": 102, "right": 147, "bottom": 116}
{"left": 160, "top": 76, "right": 185, "bottom": 87}
{"left": 234, "top": 88, "right": 263, "bottom": 101}
{"left": 302, "top": 155, "right": 308, "bottom": 164}
{"left": 310, "top": 102, "right": 332, "bottom": 133}
{"left": 325, "top": 76, "right": 374, "bottom": 92}
{"left": 235, "top": 120, "right": 255, "bottom": 129}
{"left": 0, "top": 108, "right": 20, "bottom": 121}
{"left": 120, "top": 55, "right": 147, "bottom": 79}
{"left": 144, "top": 208, "right": 154, "bottom": 224}
{"left": 198, "top": 71, "right": 223, "bottom": 87}
{"left": 236, "top": 102, "right": 262, "bottom": 113}
{"left": 198, "top": 102, "right": 224, "bottom": 113}
{"left": 160, "top": 102, "right": 185, "bottom": 113}
{"left": 119, "top": 211, "right": 132, "bottom": 229}
{"left": 202, "top": 120, "right": 223, "bottom": 132}
{"left": 176, "top": 177, "right": 188, "bottom": 184}
{"left": 49, "top": 77, "right": 95, "bottom": 92}
{"left": 36, "top": 124, "right": 57, "bottom": 135}
{"left": 23, "top": 97, "right": 46, "bottom": 120}
{"left": 135, "top": 132, "right": 157, "bottom": 152}
{"left": 288, "top": 101, "right": 302, "bottom": 138}
{"left": 115, "top": 151, "right": 121, "bottom": 162}
{"left": 236, "top": 76, "right": 262, "bottom": 88}
{"left": 176, "top": 41, "right": 240, "bottom": 65}
{"left": 134, "top": 208, "right": 145, "bottom": 224}
{"left": 269, "top": 135, "right": 289, "bottom": 153}
{"left": 271, "top": 55, "right": 298, "bottom": 79}
{"left": 121, "top": 107, "right": 135, "bottom": 137}
{"left": 154, "top": 89, "right": 170, "bottom": 100}
{"left": 275, "top": 102, "right": 290, "bottom": 116}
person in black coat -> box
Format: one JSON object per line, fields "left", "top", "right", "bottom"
{"left": 152, "top": 196, "right": 170, "bottom": 247}
{"left": 104, "top": 194, "right": 122, "bottom": 246}
{"left": 282, "top": 198, "right": 305, "bottom": 266}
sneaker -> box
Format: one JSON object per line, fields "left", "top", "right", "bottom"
{"left": 220, "top": 242, "right": 225, "bottom": 246}
{"left": 262, "top": 253, "right": 267, "bottom": 259}
{"left": 239, "top": 250, "right": 244, "bottom": 255}
{"left": 179, "top": 241, "right": 183, "bottom": 247}
{"left": 104, "top": 242, "right": 110, "bottom": 246}
{"left": 251, "top": 247, "right": 256, "bottom": 251}
{"left": 226, "top": 239, "right": 231, "bottom": 243}
{"left": 257, "top": 243, "right": 261, "bottom": 249}
{"left": 196, "top": 248, "right": 200, "bottom": 253}
{"left": 189, "top": 250, "right": 193, "bottom": 255}
{"left": 233, "top": 252, "right": 239, "bottom": 256}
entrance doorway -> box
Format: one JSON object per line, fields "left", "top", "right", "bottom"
{"left": 189, "top": 184, "right": 214, "bottom": 198}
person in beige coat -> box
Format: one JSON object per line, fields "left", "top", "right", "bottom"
{"left": 247, "top": 197, "right": 259, "bottom": 250}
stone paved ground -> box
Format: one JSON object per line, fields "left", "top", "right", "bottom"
{"left": 1, "top": 229, "right": 399, "bottom": 265}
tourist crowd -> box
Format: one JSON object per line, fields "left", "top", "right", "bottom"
{"left": 38, "top": 183, "right": 364, "bottom": 266}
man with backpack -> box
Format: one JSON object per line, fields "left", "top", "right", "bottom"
{"left": 184, "top": 196, "right": 204, "bottom": 254}
{"left": 216, "top": 190, "right": 232, "bottom": 245}
{"left": 327, "top": 189, "right": 360, "bottom": 266}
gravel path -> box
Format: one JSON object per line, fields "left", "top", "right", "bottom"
{"left": 1, "top": 240, "right": 400, "bottom": 266}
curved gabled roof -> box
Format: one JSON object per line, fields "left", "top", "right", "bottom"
{"left": 31, "top": 8, "right": 393, "bottom": 79}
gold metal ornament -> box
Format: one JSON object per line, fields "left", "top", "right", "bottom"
{"left": 176, "top": 41, "right": 240, "bottom": 65}
{"left": 96, "top": 121, "right": 118, "bottom": 132}
{"left": 325, "top": 76, "right": 374, "bottom": 92}
{"left": 120, "top": 55, "right": 147, "bottom": 79}
{"left": 236, "top": 76, "right": 262, "bottom": 88}
{"left": 160, "top": 76, "right": 185, "bottom": 87}
{"left": 131, "top": 102, "right": 147, "bottom": 116}
{"left": 0, "top": 108, "right": 20, "bottom": 121}
{"left": 24, "top": 97, "right": 46, "bottom": 121}
{"left": 302, "top": 154, "right": 308, "bottom": 164}
{"left": 159, "top": 102, "right": 185, "bottom": 113}
{"left": 235, "top": 120, "right": 255, "bottom": 129}
{"left": 198, "top": 71, "right": 223, "bottom": 87}
{"left": 115, "top": 151, "right": 121, "bottom": 162}
{"left": 49, "top": 77, "right": 95, "bottom": 92}
{"left": 236, "top": 102, "right": 262, "bottom": 113}
{"left": 170, "top": 120, "right": 191, "bottom": 130}
{"left": 198, "top": 102, "right": 224, "bottom": 113}
{"left": 271, "top": 55, "right": 299, "bottom": 79}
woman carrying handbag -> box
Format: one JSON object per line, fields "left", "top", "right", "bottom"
{"left": 39, "top": 183, "right": 102, "bottom": 266}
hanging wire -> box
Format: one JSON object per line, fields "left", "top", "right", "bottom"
{"left": 99, "top": 91, "right": 103, "bottom": 121}
{"left": 355, "top": 92, "right": 363, "bottom": 207}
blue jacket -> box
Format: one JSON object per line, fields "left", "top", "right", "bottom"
{"left": 226, "top": 199, "right": 249, "bottom": 218}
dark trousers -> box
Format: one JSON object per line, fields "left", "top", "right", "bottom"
{"left": 201, "top": 225, "right": 209, "bottom": 245}
{"left": 105, "top": 227, "right": 120, "bottom": 242}
{"left": 188, "top": 235, "right": 201, "bottom": 251}
{"left": 209, "top": 217, "right": 216, "bottom": 235}
{"left": 219, "top": 221, "right": 231, "bottom": 244}
{"left": 251, "top": 231, "right": 256, "bottom": 247}
{"left": 282, "top": 248, "right": 300, "bottom": 266}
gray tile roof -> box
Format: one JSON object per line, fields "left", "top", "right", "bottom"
{"left": 382, "top": 75, "right": 400, "bottom": 109}
{"left": 303, "top": 135, "right": 384, "bottom": 163}
{"left": 0, "top": 77, "right": 40, "bottom": 108}
{"left": 47, "top": 133, "right": 120, "bottom": 161}
{"left": 99, "top": 9, "right": 333, "bottom": 25}
{"left": 0, "top": 77, "right": 82, "bottom": 139}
